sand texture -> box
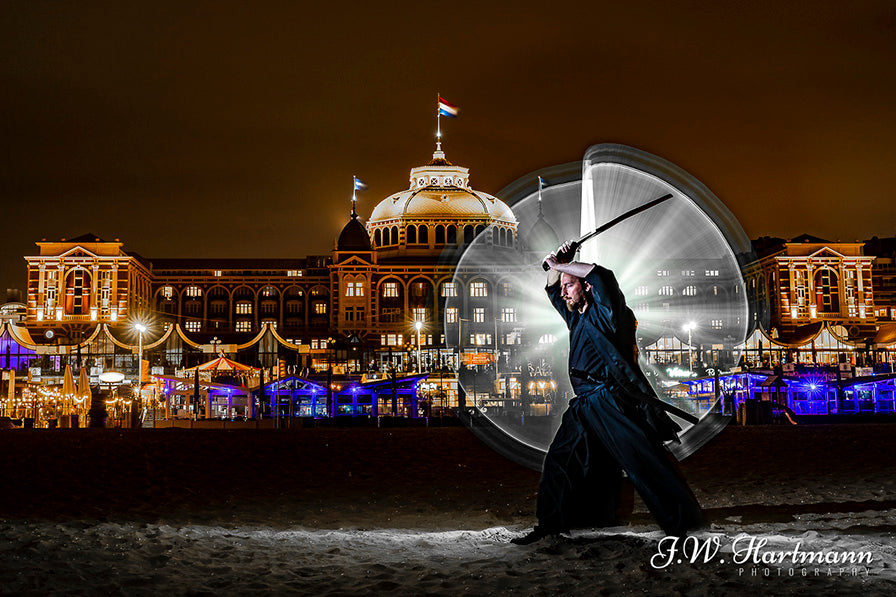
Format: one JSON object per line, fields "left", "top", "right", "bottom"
{"left": 1, "top": 424, "right": 894, "bottom": 595}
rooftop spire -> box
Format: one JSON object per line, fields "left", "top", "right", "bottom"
{"left": 352, "top": 176, "right": 367, "bottom": 219}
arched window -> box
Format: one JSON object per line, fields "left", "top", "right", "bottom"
{"left": 475, "top": 224, "right": 485, "bottom": 237}
{"left": 390, "top": 226, "right": 399, "bottom": 245}
{"left": 435, "top": 225, "right": 445, "bottom": 244}
{"left": 659, "top": 286, "right": 674, "bottom": 296}
{"left": 374, "top": 229, "right": 382, "bottom": 247}
{"left": 446, "top": 225, "right": 457, "bottom": 244}
{"left": 815, "top": 269, "right": 840, "bottom": 313}
{"left": 492, "top": 228, "right": 499, "bottom": 245}
{"left": 683, "top": 286, "right": 697, "bottom": 296}
{"left": 507, "top": 231, "right": 513, "bottom": 248}
{"left": 499, "top": 228, "right": 507, "bottom": 246}
{"left": 418, "top": 225, "right": 428, "bottom": 244}
{"left": 407, "top": 225, "right": 417, "bottom": 244}
{"left": 64, "top": 269, "right": 91, "bottom": 315}
{"left": 464, "top": 225, "right": 474, "bottom": 244}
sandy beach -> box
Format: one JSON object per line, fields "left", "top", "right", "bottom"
{"left": 1, "top": 423, "right": 895, "bottom": 595}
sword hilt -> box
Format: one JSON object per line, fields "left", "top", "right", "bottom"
{"left": 541, "top": 240, "right": 580, "bottom": 271}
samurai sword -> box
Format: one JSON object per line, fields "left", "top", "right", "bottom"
{"left": 542, "top": 192, "right": 674, "bottom": 270}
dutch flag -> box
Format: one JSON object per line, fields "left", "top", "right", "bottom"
{"left": 438, "top": 96, "right": 459, "bottom": 118}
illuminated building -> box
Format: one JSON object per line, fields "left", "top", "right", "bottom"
{"left": 13, "top": 148, "right": 517, "bottom": 403}
{"left": 741, "top": 234, "right": 896, "bottom": 367}
{"left": 24, "top": 235, "right": 152, "bottom": 329}
{"left": 8, "top": 150, "right": 896, "bottom": 423}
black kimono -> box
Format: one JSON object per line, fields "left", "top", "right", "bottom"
{"left": 536, "top": 265, "right": 704, "bottom": 536}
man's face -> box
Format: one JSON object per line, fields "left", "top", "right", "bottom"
{"left": 560, "top": 273, "right": 589, "bottom": 312}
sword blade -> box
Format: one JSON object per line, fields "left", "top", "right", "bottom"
{"left": 542, "top": 193, "right": 675, "bottom": 270}
{"left": 577, "top": 192, "right": 674, "bottom": 245}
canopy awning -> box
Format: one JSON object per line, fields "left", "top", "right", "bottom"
{"left": 185, "top": 356, "right": 259, "bottom": 372}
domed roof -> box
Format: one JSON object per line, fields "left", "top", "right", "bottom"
{"left": 367, "top": 150, "right": 516, "bottom": 226}
{"left": 337, "top": 213, "right": 372, "bottom": 251}
{"left": 525, "top": 212, "right": 560, "bottom": 255}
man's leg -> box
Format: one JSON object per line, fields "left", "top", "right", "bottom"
{"left": 531, "top": 404, "right": 587, "bottom": 534}
{"left": 580, "top": 395, "right": 704, "bottom": 536}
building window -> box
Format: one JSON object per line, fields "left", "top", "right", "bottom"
{"left": 344, "top": 307, "right": 355, "bottom": 322}
{"left": 683, "top": 286, "right": 697, "bottom": 296}
{"left": 500, "top": 282, "right": 513, "bottom": 297}
{"left": 471, "top": 333, "right": 492, "bottom": 345}
{"left": 346, "top": 282, "right": 365, "bottom": 297}
{"left": 711, "top": 319, "right": 723, "bottom": 329}
{"left": 185, "top": 320, "right": 201, "bottom": 332}
{"left": 236, "top": 321, "right": 252, "bottom": 332}
{"left": 213, "top": 270, "right": 222, "bottom": 277}
{"left": 162, "top": 286, "right": 173, "bottom": 299}
{"left": 441, "top": 282, "right": 457, "bottom": 297}
{"left": 705, "top": 270, "right": 719, "bottom": 277}
{"left": 45, "top": 285, "right": 57, "bottom": 309}
{"left": 314, "top": 303, "right": 327, "bottom": 315}
{"left": 501, "top": 307, "right": 516, "bottom": 322}
{"left": 382, "top": 282, "right": 399, "bottom": 298}
{"left": 656, "top": 270, "right": 670, "bottom": 277}
{"left": 381, "top": 307, "right": 400, "bottom": 323}
{"left": 634, "top": 303, "right": 649, "bottom": 313}
{"left": 236, "top": 302, "right": 252, "bottom": 314}
{"left": 186, "top": 286, "right": 202, "bottom": 297}
{"left": 635, "top": 286, "right": 649, "bottom": 296}
{"left": 682, "top": 270, "right": 695, "bottom": 277}
{"left": 384, "top": 334, "right": 403, "bottom": 346}
{"left": 446, "top": 307, "right": 458, "bottom": 323}
{"left": 413, "top": 307, "right": 426, "bottom": 322}
{"left": 70, "top": 270, "right": 85, "bottom": 311}
{"left": 263, "top": 320, "right": 277, "bottom": 329}
{"left": 659, "top": 286, "right": 674, "bottom": 296}
{"left": 287, "top": 270, "right": 302, "bottom": 277}
{"left": 474, "top": 307, "right": 485, "bottom": 323}
{"left": 470, "top": 282, "right": 488, "bottom": 297}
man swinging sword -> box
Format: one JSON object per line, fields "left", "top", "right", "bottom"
{"left": 512, "top": 240, "right": 705, "bottom": 544}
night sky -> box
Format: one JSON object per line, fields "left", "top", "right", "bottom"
{"left": 2, "top": 1, "right": 894, "bottom": 294}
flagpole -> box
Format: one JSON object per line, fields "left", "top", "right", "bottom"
{"left": 351, "top": 176, "right": 357, "bottom": 217}
{"left": 436, "top": 92, "right": 441, "bottom": 152}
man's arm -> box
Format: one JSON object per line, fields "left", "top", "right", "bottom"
{"left": 544, "top": 240, "right": 595, "bottom": 284}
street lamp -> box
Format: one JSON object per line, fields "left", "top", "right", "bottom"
{"left": 682, "top": 321, "right": 697, "bottom": 373}
{"left": 414, "top": 320, "right": 423, "bottom": 373}
{"left": 134, "top": 322, "right": 147, "bottom": 427}
{"left": 134, "top": 323, "right": 146, "bottom": 382}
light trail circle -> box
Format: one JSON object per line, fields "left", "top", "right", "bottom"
{"left": 447, "top": 144, "right": 754, "bottom": 470}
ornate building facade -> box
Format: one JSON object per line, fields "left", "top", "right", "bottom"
{"left": 748, "top": 235, "right": 877, "bottom": 340}
{"left": 11, "top": 150, "right": 896, "bottom": 385}
{"left": 17, "top": 149, "right": 519, "bottom": 375}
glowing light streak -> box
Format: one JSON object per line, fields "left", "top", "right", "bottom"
{"left": 447, "top": 145, "right": 750, "bottom": 459}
